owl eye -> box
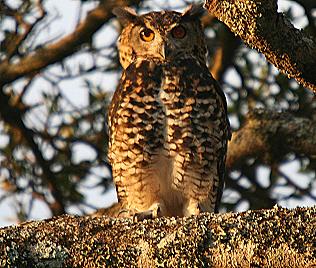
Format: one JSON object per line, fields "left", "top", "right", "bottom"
{"left": 140, "top": 28, "right": 155, "bottom": 42}
{"left": 171, "top": 25, "right": 186, "bottom": 39}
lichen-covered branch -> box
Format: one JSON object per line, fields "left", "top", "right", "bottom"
{"left": 0, "top": 0, "right": 141, "bottom": 86}
{"left": 204, "top": 0, "right": 316, "bottom": 93}
{"left": 0, "top": 206, "right": 315, "bottom": 267}
{"left": 227, "top": 109, "right": 316, "bottom": 170}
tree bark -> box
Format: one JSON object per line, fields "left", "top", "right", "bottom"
{"left": 0, "top": 206, "right": 315, "bottom": 267}
{"left": 226, "top": 109, "right": 316, "bottom": 170}
{"left": 204, "top": 0, "right": 316, "bottom": 93}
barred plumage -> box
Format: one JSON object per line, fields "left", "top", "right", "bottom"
{"left": 108, "top": 4, "right": 230, "bottom": 218}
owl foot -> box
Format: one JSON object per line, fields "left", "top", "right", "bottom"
{"left": 183, "top": 199, "right": 201, "bottom": 216}
{"left": 133, "top": 203, "right": 161, "bottom": 222}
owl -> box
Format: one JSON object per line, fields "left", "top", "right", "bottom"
{"left": 108, "top": 4, "right": 231, "bottom": 219}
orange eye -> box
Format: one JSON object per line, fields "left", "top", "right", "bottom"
{"left": 140, "top": 28, "right": 155, "bottom": 42}
{"left": 171, "top": 25, "right": 186, "bottom": 39}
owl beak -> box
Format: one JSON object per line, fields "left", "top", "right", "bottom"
{"left": 159, "top": 42, "right": 172, "bottom": 60}
{"left": 159, "top": 44, "right": 166, "bottom": 59}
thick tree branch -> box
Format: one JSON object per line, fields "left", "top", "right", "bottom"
{"left": 227, "top": 109, "right": 316, "bottom": 170}
{"left": 0, "top": 206, "right": 314, "bottom": 267}
{"left": 0, "top": 0, "right": 141, "bottom": 86}
{"left": 204, "top": 0, "right": 316, "bottom": 93}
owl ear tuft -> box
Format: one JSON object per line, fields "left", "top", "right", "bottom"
{"left": 113, "top": 6, "right": 138, "bottom": 26}
{"left": 181, "top": 3, "right": 205, "bottom": 20}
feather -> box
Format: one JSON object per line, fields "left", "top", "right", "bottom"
{"left": 181, "top": 3, "right": 205, "bottom": 20}
{"left": 113, "top": 6, "right": 138, "bottom": 26}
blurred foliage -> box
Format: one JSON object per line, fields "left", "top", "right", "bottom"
{"left": 0, "top": 0, "right": 315, "bottom": 223}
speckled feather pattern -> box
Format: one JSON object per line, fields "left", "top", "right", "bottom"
{"left": 108, "top": 7, "right": 230, "bottom": 217}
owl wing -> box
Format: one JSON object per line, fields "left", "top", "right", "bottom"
{"left": 212, "top": 79, "right": 231, "bottom": 212}
{"left": 108, "top": 61, "right": 165, "bottom": 209}
{"left": 179, "top": 59, "right": 231, "bottom": 212}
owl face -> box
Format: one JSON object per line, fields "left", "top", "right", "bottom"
{"left": 113, "top": 4, "right": 207, "bottom": 69}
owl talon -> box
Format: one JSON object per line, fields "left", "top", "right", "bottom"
{"left": 117, "top": 209, "right": 134, "bottom": 218}
{"left": 133, "top": 205, "right": 161, "bottom": 222}
{"left": 184, "top": 199, "right": 201, "bottom": 216}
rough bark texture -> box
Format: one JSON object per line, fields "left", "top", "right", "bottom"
{"left": 226, "top": 109, "right": 316, "bottom": 170}
{"left": 204, "top": 0, "right": 316, "bottom": 93}
{"left": 0, "top": 206, "right": 315, "bottom": 267}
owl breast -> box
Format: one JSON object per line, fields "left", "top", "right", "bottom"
{"left": 109, "top": 57, "right": 229, "bottom": 216}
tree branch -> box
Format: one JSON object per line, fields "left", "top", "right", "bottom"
{"left": 226, "top": 109, "right": 316, "bottom": 170}
{"left": 0, "top": 0, "right": 141, "bottom": 86}
{"left": 0, "top": 206, "right": 314, "bottom": 267}
{"left": 209, "top": 25, "right": 240, "bottom": 82}
{"left": 0, "top": 90, "right": 66, "bottom": 216}
{"left": 204, "top": 0, "right": 316, "bottom": 93}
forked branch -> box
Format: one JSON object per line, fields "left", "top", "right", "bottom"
{"left": 204, "top": 0, "right": 316, "bottom": 92}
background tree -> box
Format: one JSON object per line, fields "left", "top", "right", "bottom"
{"left": 0, "top": 0, "right": 315, "bottom": 226}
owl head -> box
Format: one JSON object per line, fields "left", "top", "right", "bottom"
{"left": 113, "top": 4, "right": 207, "bottom": 69}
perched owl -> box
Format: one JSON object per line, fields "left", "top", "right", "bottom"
{"left": 108, "top": 4, "right": 231, "bottom": 218}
